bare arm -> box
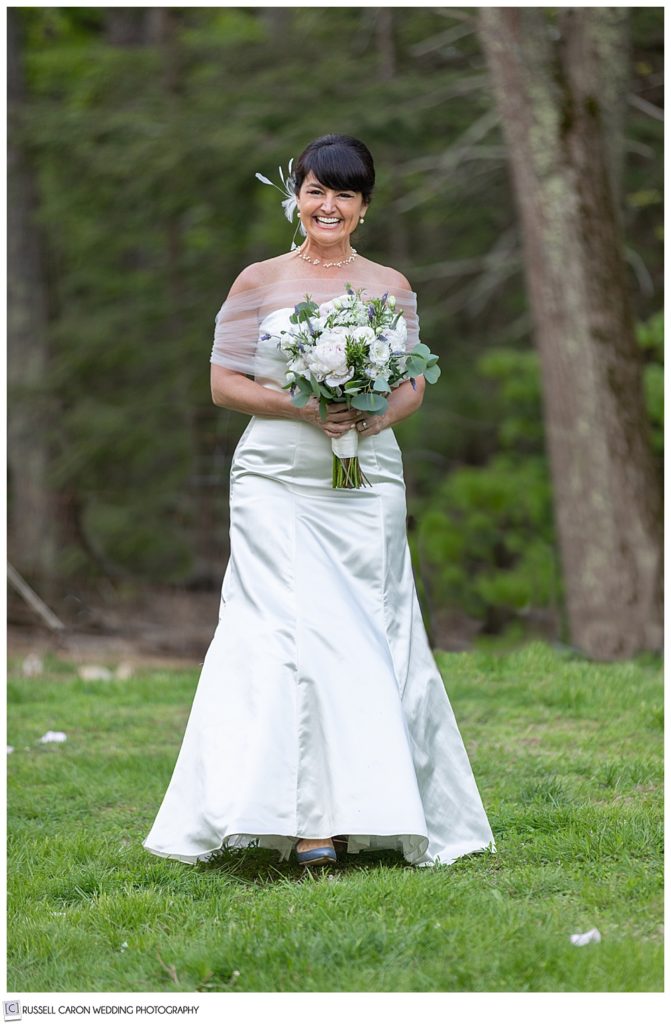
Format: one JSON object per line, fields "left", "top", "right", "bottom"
{"left": 211, "top": 366, "right": 363, "bottom": 439}
{"left": 358, "top": 375, "right": 426, "bottom": 437}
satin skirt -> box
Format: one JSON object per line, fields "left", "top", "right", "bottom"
{"left": 142, "top": 414, "right": 495, "bottom": 867}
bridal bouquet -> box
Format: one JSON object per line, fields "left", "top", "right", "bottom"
{"left": 265, "top": 284, "right": 440, "bottom": 489}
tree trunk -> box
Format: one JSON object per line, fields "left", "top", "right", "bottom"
{"left": 375, "top": 8, "right": 410, "bottom": 266}
{"left": 478, "top": 7, "right": 662, "bottom": 660}
{"left": 7, "top": 8, "right": 58, "bottom": 587}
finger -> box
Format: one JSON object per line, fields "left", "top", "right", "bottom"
{"left": 328, "top": 410, "right": 356, "bottom": 422}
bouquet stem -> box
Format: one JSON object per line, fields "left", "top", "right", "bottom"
{"left": 331, "top": 427, "right": 372, "bottom": 490}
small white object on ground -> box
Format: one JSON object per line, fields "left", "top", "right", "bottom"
{"left": 22, "top": 653, "right": 44, "bottom": 677}
{"left": 570, "top": 928, "right": 601, "bottom": 946}
{"left": 7, "top": 746, "right": 14, "bottom": 754}
{"left": 38, "top": 731, "right": 67, "bottom": 743}
{"left": 79, "top": 665, "right": 113, "bottom": 681}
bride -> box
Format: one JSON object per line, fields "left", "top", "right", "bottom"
{"left": 142, "top": 134, "right": 495, "bottom": 869}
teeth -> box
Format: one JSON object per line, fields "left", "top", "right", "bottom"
{"left": 316, "top": 217, "right": 340, "bottom": 224}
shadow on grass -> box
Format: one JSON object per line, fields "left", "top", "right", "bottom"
{"left": 197, "top": 841, "right": 409, "bottom": 885}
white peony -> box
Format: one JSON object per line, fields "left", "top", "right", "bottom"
{"left": 306, "top": 336, "right": 353, "bottom": 385}
{"left": 349, "top": 326, "right": 376, "bottom": 345}
{"left": 320, "top": 326, "right": 350, "bottom": 342}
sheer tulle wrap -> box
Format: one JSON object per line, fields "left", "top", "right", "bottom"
{"left": 210, "top": 274, "right": 422, "bottom": 381}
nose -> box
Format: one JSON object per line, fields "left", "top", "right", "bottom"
{"left": 319, "top": 193, "right": 337, "bottom": 212}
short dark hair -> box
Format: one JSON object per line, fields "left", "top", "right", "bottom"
{"left": 293, "top": 134, "right": 375, "bottom": 205}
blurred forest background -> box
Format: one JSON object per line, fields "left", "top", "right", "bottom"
{"left": 7, "top": 6, "right": 663, "bottom": 660}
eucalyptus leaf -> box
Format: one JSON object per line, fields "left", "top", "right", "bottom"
{"left": 405, "top": 356, "right": 426, "bottom": 376}
{"left": 351, "top": 393, "right": 388, "bottom": 413}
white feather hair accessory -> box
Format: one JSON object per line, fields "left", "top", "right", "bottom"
{"left": 255, "top": 158, "right": 306, "bottom": 250}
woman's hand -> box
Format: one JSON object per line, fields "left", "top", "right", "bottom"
{"left": 355, "top": 411, "right": 389, "bottom": 438}
{"left": 300, "top": 398, "right": 367, "bottom": 439}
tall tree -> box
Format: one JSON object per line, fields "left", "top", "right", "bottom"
{"left": 7, "top": 8, "right": 57, "bottom": 587}
{"left": 478, "top": 8, "right": 662, "bottom": 659}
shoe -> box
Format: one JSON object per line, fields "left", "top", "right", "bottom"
{"left": 295, "top": 839, "right": 337, "bottom": 867}
{"left": 331, "top": 834, "right": 348, "bottom": 855}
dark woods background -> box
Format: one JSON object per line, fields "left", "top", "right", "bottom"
{"left": 7, "top": 7, "right": 663, "bottom": 658}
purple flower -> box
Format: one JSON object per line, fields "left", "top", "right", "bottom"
{"left": 260, "top": 332, "right": 271, "bottom": 341}
{"left": 368, "top": 305, "right": 375, "bottom": 321}
{"left": 381, "top": 291, "right": 388, "bottom": 304}
{"left": 297, "top": 342, "right": 305, "bottom": 352}
{"left": 346, "top": 286, "right": 355, "bottom": 296}
{"left": 410, "top": 377, "right": 417, "bottom": 390}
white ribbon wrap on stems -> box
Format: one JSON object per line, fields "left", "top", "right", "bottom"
{"left": 331, "top": 427, "right": 359, "bottom": 459}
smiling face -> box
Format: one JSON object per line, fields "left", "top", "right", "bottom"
{"left": 296, "top": 171, "right": 368, "bottom": 250}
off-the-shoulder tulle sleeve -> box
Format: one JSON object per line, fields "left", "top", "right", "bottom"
{"left": 210, "top": 273, "right": 421, "bottom": 378}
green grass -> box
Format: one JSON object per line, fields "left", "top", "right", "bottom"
{"left": 7, "top": 641, "right": 663, "bottom": 992}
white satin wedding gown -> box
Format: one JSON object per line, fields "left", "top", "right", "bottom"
{"left": 142, "top": 307, "right": 495, "bottom": 868}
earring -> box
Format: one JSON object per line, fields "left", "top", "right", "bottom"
{"left": 359, "top": 217, "right": 365, "bottom": 224}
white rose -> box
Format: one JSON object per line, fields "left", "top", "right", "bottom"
{"left": 349, "top": 326, "right": 376, "bottom": 346}
{"left": 384, "top": 318, "right": 408, "bottom": 353}
{"left": 370, "top": 339, "right": 391, "bottom": 366}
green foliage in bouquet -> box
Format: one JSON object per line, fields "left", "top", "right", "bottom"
{"left": 281, "top": 289, "right": 440, "bottom": 424}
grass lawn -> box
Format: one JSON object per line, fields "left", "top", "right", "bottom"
{"left": 6, "top": 641, "right": 663, "bottom": 992}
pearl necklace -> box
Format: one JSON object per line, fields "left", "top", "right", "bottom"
{"left": 296, "top": 245, "right": 358, "bottom": 268}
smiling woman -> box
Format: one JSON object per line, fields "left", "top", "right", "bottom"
{"left": 142, "top": 133, "right": 495, "bottom": 872}
{"left": 292, "top": 135, "right": 374, "bottom": 263}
